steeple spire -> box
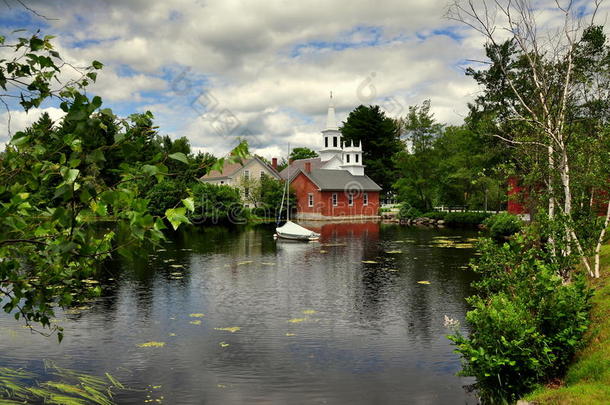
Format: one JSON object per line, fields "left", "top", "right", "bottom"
{"left": 325, "top": 92, "right": 338, "bottom": 130}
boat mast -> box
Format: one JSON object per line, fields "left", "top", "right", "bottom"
{"left": 286, "top": 143, "right": 290, "bottom": 222}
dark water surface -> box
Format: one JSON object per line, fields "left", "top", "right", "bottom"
{"left": 0, "top": 222, "right": 480, "bottom": 404}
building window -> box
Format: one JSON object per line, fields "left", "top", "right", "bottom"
{"left": 244, "top": 170, "right": 250, "bottom": 180}
{"left": 356, "top": 154, "right": 359, "bottom": 163}
{"left": 308, "top": 193, "right": 314, "bottom": 207}
{"left": 325, "top": 137, "right": 328, "bottom": 148}
{"left": 348, "top": 193, "right": 354, "bottom": 206}
{"left": 220, "top": 181, "right": 224, "bottom": 185}
{"left": 260, "top": 171, "right": 265, "bottom": 180}
{"left": 332, "top": 193, "right": 338, "bottom": 206}
{"left": 244, "top": 187, "right": 249, "bottom": 197}
{"left": 346, "top": 154, "right": 350, "bottom": 163}
{"left": 363, "top": 192, "right": 368, "bottom": 206}
{"left": 333, "top": 136, "right": 337, "bottom": 147}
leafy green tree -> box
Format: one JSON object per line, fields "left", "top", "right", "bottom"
{"left": 289, "top": 147, "right": 318, "bottom": 161}
{"left": 340, "top": 105, "right": 402, "bottom": 191}
{"left": 393, "top": 101, "right": 443, "bottom": 210}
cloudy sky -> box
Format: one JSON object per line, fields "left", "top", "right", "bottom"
{"left": 0, "top": 0, "right": 604, "bottom": 158}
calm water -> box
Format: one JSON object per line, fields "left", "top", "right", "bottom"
{"left": 0, "top": 222, "right": 480, "bottom": 404}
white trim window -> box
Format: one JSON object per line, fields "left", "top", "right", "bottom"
{"left": 332, "top": 193, "right": 338, "bottom": 207}
{"left": 260, "top": 171, "right": 265, "bottom": 179}
{"left": 244, "top": 170, "right": 250, "bottom": 180}
{"left": 363, "top": 192, "right": 368, "bottom": 206}
{"left": 308, "top": 193, "right": 314, "bottom": 207}
{"left": 348, "top": 192, "right": 354, "bottom": 206}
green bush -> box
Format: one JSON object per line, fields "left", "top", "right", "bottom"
{"left": 449, "top": 235, "right": 592, "bottom": 403}
{"left": 443, "top": 211, "right": 491, "bottom": 227}
{"left": 398, "top": 203, "right": 422, "bottom": 220}
{"left": 484, "top": 213, "right": 523, "bottom": 241}
{"left": 190, "top": 182, "right": 246, "bottom": 224}
{"left": 421, "top": 211, "right": 447, "bottom": 220}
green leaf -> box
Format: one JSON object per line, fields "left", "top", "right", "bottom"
{"left": 182, "top": 197, "right": 195, "bottom": 212}
{"left": 142, "top": 165, "right": 158, "bottom": 177}
{"left": 92, "top": 60, "right": 103, "bottom": 69}
{"left": 61, "top": 168, "right": 80, "bottom": 184}
{"left": 168, "top": 152, "right": 188, "bottom": 164}
{"left": 165, "top": 207, "right": 189, "bottom": 230}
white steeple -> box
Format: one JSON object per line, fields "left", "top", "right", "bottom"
{"left": 319, "top": 92, "right": 343, "bottom": 162}
{"left": 341, "top": 139, "right": 365, "bottom": 176}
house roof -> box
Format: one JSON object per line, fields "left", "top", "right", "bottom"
{"left": 279, "top": 158, "right": 323, "bottom": 180}
{"left": 294, "top": 168, "right": 382, "bottom": 191}
{"left": 200, "top": 156, "right": 281, "bottom": 180}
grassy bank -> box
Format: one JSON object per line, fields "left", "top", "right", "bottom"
{"left": 524, "top": 243, "right": 610, "bottom": 404}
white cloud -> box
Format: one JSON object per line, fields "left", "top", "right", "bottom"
{"left": 3, "top": 0, "right": 606, "bottom": 157}
{"left": 0, "top": 107, "right": 65, "bottom": 149}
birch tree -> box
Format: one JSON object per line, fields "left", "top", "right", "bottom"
{"left": 448, "top": 0, "right": 610, "bottom": 277}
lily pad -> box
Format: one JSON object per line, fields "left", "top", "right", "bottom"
{"left": 137, "top": 341, "right": 165, "bottom": 348}
{"left": 302, "top": 310, "right": 317, "bottom": 315}
{"left": 189, "top": 313, "right": 205, "bottom": 318}
{"left": 362, "top": 260, "right": 379, "bottom": 264}
{"left": 219, "top": 342, "right": 230, "bottom": 348}
{"left": 214, "top": 327, "right": 241, "bottom": 333}
{"left": 189, "top": 320, "right": 202, "bottom": 325}
{"left": 287, "top": 318, "right": 307, "bottom": 323}
{"left": 385, "top": 250, "right": 402, "bottom": 254}
{"left": 417, "top": 280, "right": 431, "bottom": 285}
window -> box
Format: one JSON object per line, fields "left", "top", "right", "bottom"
{"left": 260, "top": 171, "right": 265, "bottom": 180}
{"left": 244, "top": 170, "right": 250, "bottom": 180}
{"left": 363, "top": 192, "right": 368, "bottom": 206}
{"left": 220, "top": 181, "right": 224, "bottom": 185}
{"left": 308, "top": 193, "right": 314, "bottom": 207}
{"left": 332, "top": 193, "right": 338, "bottom": 206}
{"left": 346, "top": 154, "right": 350, "bottom": 163}
{"left": 355, "top": 154, "right": 359, "bottom": 163}
{"left": 333, "top": 136, "right": 338, "bottom": 148}
{"left": 348, "top": 193, "right": 354, "bottom": 206}
{"left": 325, "top": 137, "right": 328, "bottom": 148}
{"left": 244, "top": 187, "right": 249, "bottom": 197}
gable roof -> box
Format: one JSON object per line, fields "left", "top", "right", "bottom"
{"left": 293, "top": 168, "right": 382, "bottom": 191}
{"left": 200, "top": 156, "right": 281, "bottom": 180}
{"left": 279, "top": 157, "right": 323, "bottom": 180}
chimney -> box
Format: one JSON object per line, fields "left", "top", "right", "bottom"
{"left": 304, "top": 162, "right": 311, "bottom": 173}
{"left": 271, "top": 157, "right": 278, "bottom": 169}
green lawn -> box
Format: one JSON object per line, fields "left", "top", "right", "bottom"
{"left": 525, "top": 244, "right": 610, "bottom": 404}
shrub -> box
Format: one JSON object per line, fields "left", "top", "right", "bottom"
{"left": 449, "top": 235, "right": 592, "bottom": 403}
{"left": 443, "top": 211, "right": 491, "bottom": 227}
{"left": 484, "top": 213, "right": 523, "bottom": 241}
{"left": 421, "top": 211, "right": 447, "bottom": 220}
{"left": 190, "top": 182, "right": 246, "bottom": 224}
{"left": 398, "top": 203, "right": 422, "bottom": 220}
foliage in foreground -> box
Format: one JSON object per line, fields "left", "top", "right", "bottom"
{"left": 0, "top": 361, "right": 123, "bottom": 404}
{"left": 483, "top": 213, "right": 522, "bottom": 241}
{"left": 449, "top": 234, "right": 592, "bottom": 403}
{"left": 524, "top": 244, "right": 610, "bottom": 404}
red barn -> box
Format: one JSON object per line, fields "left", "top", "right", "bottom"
{"left": 280, "top": 95, "right": 382, "bottom": 220}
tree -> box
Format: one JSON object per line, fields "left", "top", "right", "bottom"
{"left": 393, "top": 100, "right": 443, "bottom": 210}
{"left": 289, "top": 147, "right": 318, "bottom": 161}
{"left": 340, "top": 105, "right": 402, "bottom": 191}
{"left": 448, "top": 0, "right": 610, "bottom": 277}
{"left": 0, "top": 31, "right": 246, "bottom": 338}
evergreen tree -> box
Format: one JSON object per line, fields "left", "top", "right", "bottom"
{"left": 340, "top": 105, "right": 402, "bottom": 191}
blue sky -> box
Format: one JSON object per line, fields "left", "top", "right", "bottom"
{"left": 1, "top": 0, "right": 605, "bottom": 158}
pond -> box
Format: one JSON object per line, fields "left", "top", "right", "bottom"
{"left": 0, "top": 222, "right": 480, "bottom": 404}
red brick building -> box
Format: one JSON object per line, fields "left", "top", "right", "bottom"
{"left": 280, "top": 95, "right": 382, "bottom": 220}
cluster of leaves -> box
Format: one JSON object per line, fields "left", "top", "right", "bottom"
{"left": 449, "top": 232, "right": 592, "bottom": 402}
{"left": 190, "top": 182, "right": 247, "bottom": 225}
{"left": 483, "top": 213, "right": 523, "bottom": 241}
{"left": 393, "top": 100, "right": 508, "bottom": 211}
{"left": 0, "top": 32, "right": 204, "bottom": 338}
{"left": 340, "top": 105, "right": 403, "bottom": 192}
{"left": 397, "top": 204, "right": 422, "bottom": 220}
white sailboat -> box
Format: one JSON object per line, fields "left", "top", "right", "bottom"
{"left": 274, "top": 153, "right": 320, "bottom": 242}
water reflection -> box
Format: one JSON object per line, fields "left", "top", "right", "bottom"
{"left": 0, "top": 222, "right": 478, "bottom": 404}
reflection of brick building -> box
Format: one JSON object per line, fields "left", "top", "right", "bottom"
{"left": 280, "top": 95, "right": 381, "bottom": 220}
{"left": 302, "top": 221, "right": 380, "bottom": 241}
